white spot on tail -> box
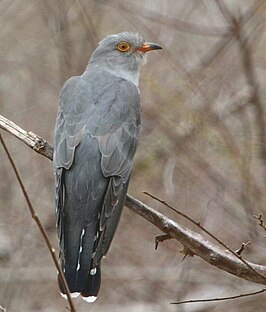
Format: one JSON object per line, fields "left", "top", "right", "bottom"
{"left": 60, "top": 292, "right": 80, "bottom": 299}
{"left": 94, "top": 231, "right": 99, "bottom": 241}
{"left": 82, "top": 295, "right": 97, "bottom": 303}
{"left": 76, "top": 228, "right": 85, "bottom": 271}
{"left": 90, "top": 268, "right": 97, "bottom": 275}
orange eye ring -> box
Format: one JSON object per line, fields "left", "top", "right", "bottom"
{"left": 117, "top": 41, "right": 131, "bottom": 52}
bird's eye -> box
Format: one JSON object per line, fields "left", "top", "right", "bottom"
{"left": 117, "top": 41, "right": 131, "bottom": 52}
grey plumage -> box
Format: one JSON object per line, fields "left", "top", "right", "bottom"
{"left": 53, "top": 32, "right": 161, "bottom": 302}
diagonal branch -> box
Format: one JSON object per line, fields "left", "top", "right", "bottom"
{"left": 143, "top": 191, "right": 264, "bottom": 280}
{"left": 126, "top": 195, "right": 266, "bottom": 285}
{"left": 1, "top": 114, "right": 266, "bottom": 286}
{"left": 0, "top": 114, "right": 53, "bottom": 160}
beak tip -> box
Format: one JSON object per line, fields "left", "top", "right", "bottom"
{"left": 137, "top": 42, "right": 162, "bottom": 52}
{"left": 148, "top": 43, "right": 162, "bottom": 51}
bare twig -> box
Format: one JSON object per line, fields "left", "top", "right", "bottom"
{"left": 143, "top": 191, "right": 266, "bottom": 282}
{"left": 0, "top": 134, "right": 76, "bottom": 312}
{"left": 0, "top": 305, "right": 6, "bottom": 312}
{"left": 171, "top": 287, "right": 266, "bottom": 305}
{"left": 180, "top": 246, "right": 195, "bottom": 262}
{"left": 155, "top": 234, "right": 172, "bottom": 250}
{"left": 235, "top": 241, "right": 251, "bottom": 256}
{"left": 253, "top": 213, "right": 266, "bottom": 232}
{"left": 1, "top": 116, "right": 266, "bottom": 286}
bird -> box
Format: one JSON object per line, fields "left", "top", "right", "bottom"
{"left": 53, "top": 32, "right": 162, "bottom": 303}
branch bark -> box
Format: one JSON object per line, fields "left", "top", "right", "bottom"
{"left": 1, "top": 114, "right": 266, "bottom": 286}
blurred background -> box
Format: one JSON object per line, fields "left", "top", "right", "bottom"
{"left": 1, "top": 0, "right": 266, "bottom": 311}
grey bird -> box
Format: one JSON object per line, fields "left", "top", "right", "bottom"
{"left": 53, "top": 32, "right": 161, "bottom": 302}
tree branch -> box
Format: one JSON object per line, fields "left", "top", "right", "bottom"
{"left": 143, "top": 191, "right": 264, "bottom": 280}
{"left": 126, "top": 195, "right": 266, "bottom": 285}
{"left": 1, "top": 114, "right": 266, "bottom": 286}
{"left": 0, "top": 114, "right": 53, "bottom": 160}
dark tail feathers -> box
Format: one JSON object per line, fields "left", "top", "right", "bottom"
{"left": 58, "top": 265, "right": 101, "bottom": 302}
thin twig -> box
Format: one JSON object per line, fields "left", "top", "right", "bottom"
{"left": 235, "top": 241, "right": 251, "bottom": 256}
{"left": 0, "top": 305, "right": 6, "bottom": 312}
{"left": 143, "top": 191, "right": 266, "bottom": 282}
{"left": 253, "top": 213, "right": 266, "bottom": 232}
{"left": 171, "top": 287, "right": 266, "bottom": 305}
{"left": 155, "top": 234, "right": 172, "bottom": 250}
{"left": 0, "top": 134, "right": 76, "bottom": 312}
{"left": 180, "top": 246, "right": 195, "bottom": 262}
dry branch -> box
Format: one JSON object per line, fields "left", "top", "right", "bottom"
{"left": 126, "top": 195, "right": 266, "bottom": 285}
{"left": 0, "top": 305, "right": 6, "bottom": 312}
{"left": 143, "top": 191, "right": 263, "bottom": 279}
{"left": 0, "top": 114, "right": 53, "bottom": 160}
{"left": 253, "top": 213, "right": 266, "bottom": 232}
{"left": 1, "top": 114, "right": 266, "bottom": 286}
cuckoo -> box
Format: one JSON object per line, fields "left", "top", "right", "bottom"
{"left": 53, "top": 32, "right": 162, "bottom": 302}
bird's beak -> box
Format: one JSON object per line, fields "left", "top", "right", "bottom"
{"left": 136, "top": 42, "right": 162, "bottom": 53}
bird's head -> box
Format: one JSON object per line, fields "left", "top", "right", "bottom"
{"left": 89, "top": 32, "right": 162, "bottom": 85}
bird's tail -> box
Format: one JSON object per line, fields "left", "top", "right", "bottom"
{"left": 58, "top": 264, "right": 101, "bottom": 302}
{"left": 58, "top": 223, "right": 101, "bottom": 302}
{"left": 81, "top": 265, "right": 101, "bottom": 302}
